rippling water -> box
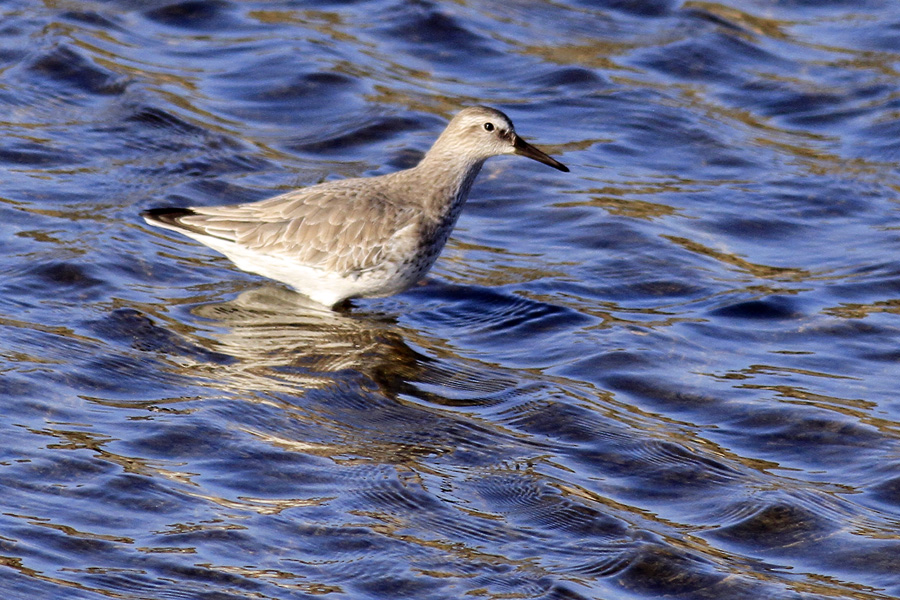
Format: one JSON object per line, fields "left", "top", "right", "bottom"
{"left": 2, "top": 1, "right": 900, "bottom": 598}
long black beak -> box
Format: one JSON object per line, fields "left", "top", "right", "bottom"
{"left": 513, "top": 135, "right": 569, "bottom": 172}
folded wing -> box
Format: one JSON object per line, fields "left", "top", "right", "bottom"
{"left": 156, "top": 178, "right": 421, "bottom": 276}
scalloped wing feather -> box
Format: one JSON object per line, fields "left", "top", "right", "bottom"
{"left": 176, "top": 178, "right": 421, "bottom": 275}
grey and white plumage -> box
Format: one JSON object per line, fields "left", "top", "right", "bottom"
{"left": 143, "top": 106, "right": 568, "bottom": 308}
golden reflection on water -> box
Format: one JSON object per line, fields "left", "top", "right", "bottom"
{"left": 559, "top": 190, "right": 682, "bottom": 220}
{"left": 825, "top": 299, "right": 900, "bottom": 319}
{"left": 664, "top": 235, "right": 814, "bottom": 281}
{"left": 681, "top": 1, "right": 792, "bottom": 40}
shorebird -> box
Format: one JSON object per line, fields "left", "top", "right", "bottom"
{"left": 143, "top": 106, "right": 568, "bottom": 308}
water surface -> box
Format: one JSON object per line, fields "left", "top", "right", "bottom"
{"left": 1, "top": 1, "right": 900, "bottom": 599}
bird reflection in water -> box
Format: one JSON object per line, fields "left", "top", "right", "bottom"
{"left": 191, "top": 286, "right": 423, "bottom": 395}
{"left": 186, "top": 286, "right": 520, "bottom": 465}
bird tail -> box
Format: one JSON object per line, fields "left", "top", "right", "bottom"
{"left": 142, "top": 207, "right": 197, "bottom": 228}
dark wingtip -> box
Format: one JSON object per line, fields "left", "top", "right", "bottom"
{"left": 142, "top": 207, "right": 196, "bottom": 227}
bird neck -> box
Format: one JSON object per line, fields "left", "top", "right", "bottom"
{"left": 414, "top": 149, "right": 486, "bottom": 219}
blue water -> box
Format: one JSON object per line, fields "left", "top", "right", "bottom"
{"left": 1, "top": 1, "right": 900, "bottom": 599}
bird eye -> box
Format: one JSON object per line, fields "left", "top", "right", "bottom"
{"left": 483, "top": 122, "right": 494, "bottom": 132}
